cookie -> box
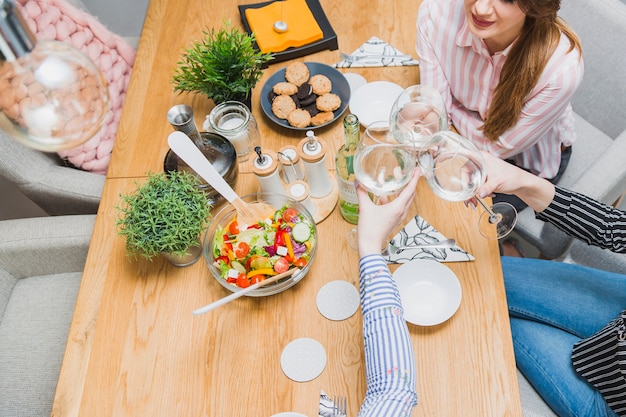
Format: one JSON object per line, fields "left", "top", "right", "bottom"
{"left": 290, "top": 93, "right": 301, "bottom": 108}
{"left": 285, "top": 62, "right": 310, "bottom": 87}
{"left": 273, "top": 81, "right": 298, "bottom": 96}
{"left": 311, "top": 111, "right": 334, "bottom": 126}
{"left": 287, "top": 109, "right": 312, "bottom": 128}
{"left": 309, "top": 74, "right": 332, "bottom": 95}
{"left": 302, "top": 102, "right": 320, "bottom": 117}
{"left": 316, "top": 93, "right": 342, "bottom": 112}
{"left": 297, "top": 83, "right": 313, "bottom": 99}
{"left": 299, "top": 92, "right": 317, "bottom": 107}
{"left": 272, "top": 94, "right": 297, "bottom": 119}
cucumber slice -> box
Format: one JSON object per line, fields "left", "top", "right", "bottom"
{"left": 292, "top": 222, "right": 311, "bottom": 243}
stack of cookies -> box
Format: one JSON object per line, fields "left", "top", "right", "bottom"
{"left": 269, "top": 62, "right": 342, "bottom": 128}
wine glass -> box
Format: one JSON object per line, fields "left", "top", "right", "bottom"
{"left": 417, "top": 130, "right": 517, "bottom": 239}
{"left": 389, "top": 84, "right": 448, "bottom": 147}
{"left": 346, "top": 121, "right": 416, "bottom": 249}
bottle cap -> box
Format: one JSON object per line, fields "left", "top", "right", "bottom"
{"left": 278, "top": 145, "right": 300, "bottom": 165}
{"left": 297, "top": 131, "right": 326, "bottom": 163}
{"left": 286, "top": 180, "right": 310, "bottom": 203}
{"left": 252, "top": 148, "right": 278, "bottom": 177}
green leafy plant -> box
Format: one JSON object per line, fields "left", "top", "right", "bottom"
{"left": 172, "top": 20, "right": 273, "bottom": 104}
{"left": 115, "top": 171, "right": 211, "bottom": 260}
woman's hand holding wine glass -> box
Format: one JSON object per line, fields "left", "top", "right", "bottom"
{"left": 346, "top": 121, "right": 416, "bottom": 250}
{"left": 417, "top": 131, "right": 518, "bottom": 239}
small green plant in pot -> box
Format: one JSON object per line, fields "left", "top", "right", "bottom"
{"left": 171, "top": 20, "right": 273, "bottom": 108}
{"left": 115, "top": 171, "right": 211, "bottom": 265}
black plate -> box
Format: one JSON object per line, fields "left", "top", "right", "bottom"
{"left": 238, "top": 0, "right": 338, "bottom": 65}
{"left": 260, "top": 62, "right": 351, "bottom": 131}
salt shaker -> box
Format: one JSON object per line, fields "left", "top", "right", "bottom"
{"left": 251, "top": 147, "right": 285, "bottom": 196}
{"left": 286, "top": 180, "right": 316, "bottom": 216}
{"left": 297, "top": 131, "right": 333, "bottom": 198}
{"left": 278, "top": 145, "right": 305, "bottom": 184}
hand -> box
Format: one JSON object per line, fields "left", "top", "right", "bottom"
{"left": 471, "top": 151, "right": 555, "bottom": 213}
{"left": 356, "top": 170, "right": 420, "bottom": 257}
{"left": 476, "top": 151, "right": 526, "bottom": 198}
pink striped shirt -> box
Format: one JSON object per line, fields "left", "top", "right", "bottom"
{"left": 416, "top": 0, "right": 584, "bottom": 179}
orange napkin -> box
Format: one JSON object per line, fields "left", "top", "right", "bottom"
{"left": 245, "top": 0, "right": 324, "bottom": 53}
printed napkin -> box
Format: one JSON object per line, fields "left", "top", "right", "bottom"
{"left": 334, "top": 36, "right": 419, "bottom": 68}
{"left": 384, "top": 215, "right": 474, "bottom": 264}
{"left": 319, "top": 390, "right": 346, "bottom": 417}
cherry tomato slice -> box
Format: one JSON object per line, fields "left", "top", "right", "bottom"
{"left": 234, "top": 241, "right": 250, "bottom": 258}
{"left": 235, "top": 273, "right": 250, "bottom": 288}
{"left": 250, "top": 274, "right": 265, "bottom": 285}
{"left": 282, "top": 208, "right": 298, "bottom": 223}
{"left": 294, "top": 257, "right": 307, "bottom": 268}
{"left": 228, "top": 220, "right": 240, "bottom": 235}
{"left": 273, "top": 257, "right": 290, "bottom": 274}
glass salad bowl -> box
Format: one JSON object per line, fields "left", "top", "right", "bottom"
{"left": 203, "top": 193, "right": 318, "bottom": 297}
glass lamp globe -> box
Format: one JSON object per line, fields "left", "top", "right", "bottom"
{"left": 0, "top": 0, "right": 109, "bottom": 152}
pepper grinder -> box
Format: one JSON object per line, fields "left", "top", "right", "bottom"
{"left": 297, "top": 131, "right": 333, "bottom": 198}
{"left": 251, "top": 146, "right": 286, "bottom": 196}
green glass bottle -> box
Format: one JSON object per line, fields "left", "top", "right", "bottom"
{"left": 335, "top": 113, "right": 360, "bottom": 223}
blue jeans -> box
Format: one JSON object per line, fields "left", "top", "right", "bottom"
{"left": 501, "top": 257, "right": 626, "bottom": 417}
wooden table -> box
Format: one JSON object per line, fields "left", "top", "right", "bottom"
{"left": 52, "top": 0, "right": 523, "bottom": 416}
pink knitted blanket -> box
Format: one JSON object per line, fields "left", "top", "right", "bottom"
{"left": 17, "top": 0, "right": 136, "bottom": 174}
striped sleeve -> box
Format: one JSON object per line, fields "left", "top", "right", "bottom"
{"left": 537, "top": 186, "right": 626, "bottom": 253}
{"left": 358, "top": 255, "right": 418, "bottom": 417}
{"left": 571, "top": 310, "right": 626, "bottom": 416}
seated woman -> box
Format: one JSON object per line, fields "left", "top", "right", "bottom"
{"left": 478, "top": 151, "right": 625, "bottom": 417}
{"left": 417, "top": 0, "right": 584, "bottom": 211}
{"left": 355, "top": 172, "right": 420, "bottom": 416}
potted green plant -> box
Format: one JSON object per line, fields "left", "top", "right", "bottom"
{"left": 115, "top": 171, "right": 211, "bottom": 266}
{"left": 171, "top": 20, "right": 273, "bottom": 108}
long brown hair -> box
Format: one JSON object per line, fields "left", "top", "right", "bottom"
{"left": 480, "top": 0, "right": 582, "bottom": 141}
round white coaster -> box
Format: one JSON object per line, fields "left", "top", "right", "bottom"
{"left": 316, "top": 280, "right": 360, "bottom": 321}
{"left": 280, "top": 337, "right": 326, "bottom": 382}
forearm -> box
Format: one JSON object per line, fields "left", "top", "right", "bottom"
{"left": 358, "top": 255, "right": 418, "bottom": 416}
{"left": 510, "top": 170, "right": 556, "bottom": 213}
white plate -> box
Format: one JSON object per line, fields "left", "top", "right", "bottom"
{"left": 348, "top": 81, "right": 403, "bottom": 127}
{"left": 342, "top": 72, "right": 367, "bottom": 95}
{"left": 393, "top": 259, "right": 462, "bottom": 326}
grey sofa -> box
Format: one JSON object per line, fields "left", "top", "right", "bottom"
{"left": 0, "top": 215, "right": 95, "bottom": 416}
{"left": 512, "top": 0, "right": 626, "bottom": 259}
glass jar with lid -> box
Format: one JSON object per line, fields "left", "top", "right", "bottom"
{"left": 204, "top": 101, "right": 260, "bottom": 162}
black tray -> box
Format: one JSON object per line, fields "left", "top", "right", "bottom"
{"left": 239, "top": 0, "right": 338, "bottom": 65}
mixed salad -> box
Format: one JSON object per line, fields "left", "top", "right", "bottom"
{"left": 212, "top": 205, "right": 316, "bottom": 289}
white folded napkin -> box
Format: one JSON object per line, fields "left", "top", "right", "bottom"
{"left": 384, "top": 215, "right": 474, "bottom": 263}
{"left": 334, "top": 36, "right": 419, "bottom": 68}
{"left": 319, "top": 390, "right": 346, "bottom": 417}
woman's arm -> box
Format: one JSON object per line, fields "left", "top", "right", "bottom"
{"left": 358, "top": 256, "right": 419, "bottom": 416}
{"left": 356, "top": 172, "right": 420, "bottom": 416}
{"left": 478, "top": 151, "right": 555, "bottom": 212}
{"left": 478, "top": 151, "right": 626, "bottom": 253}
